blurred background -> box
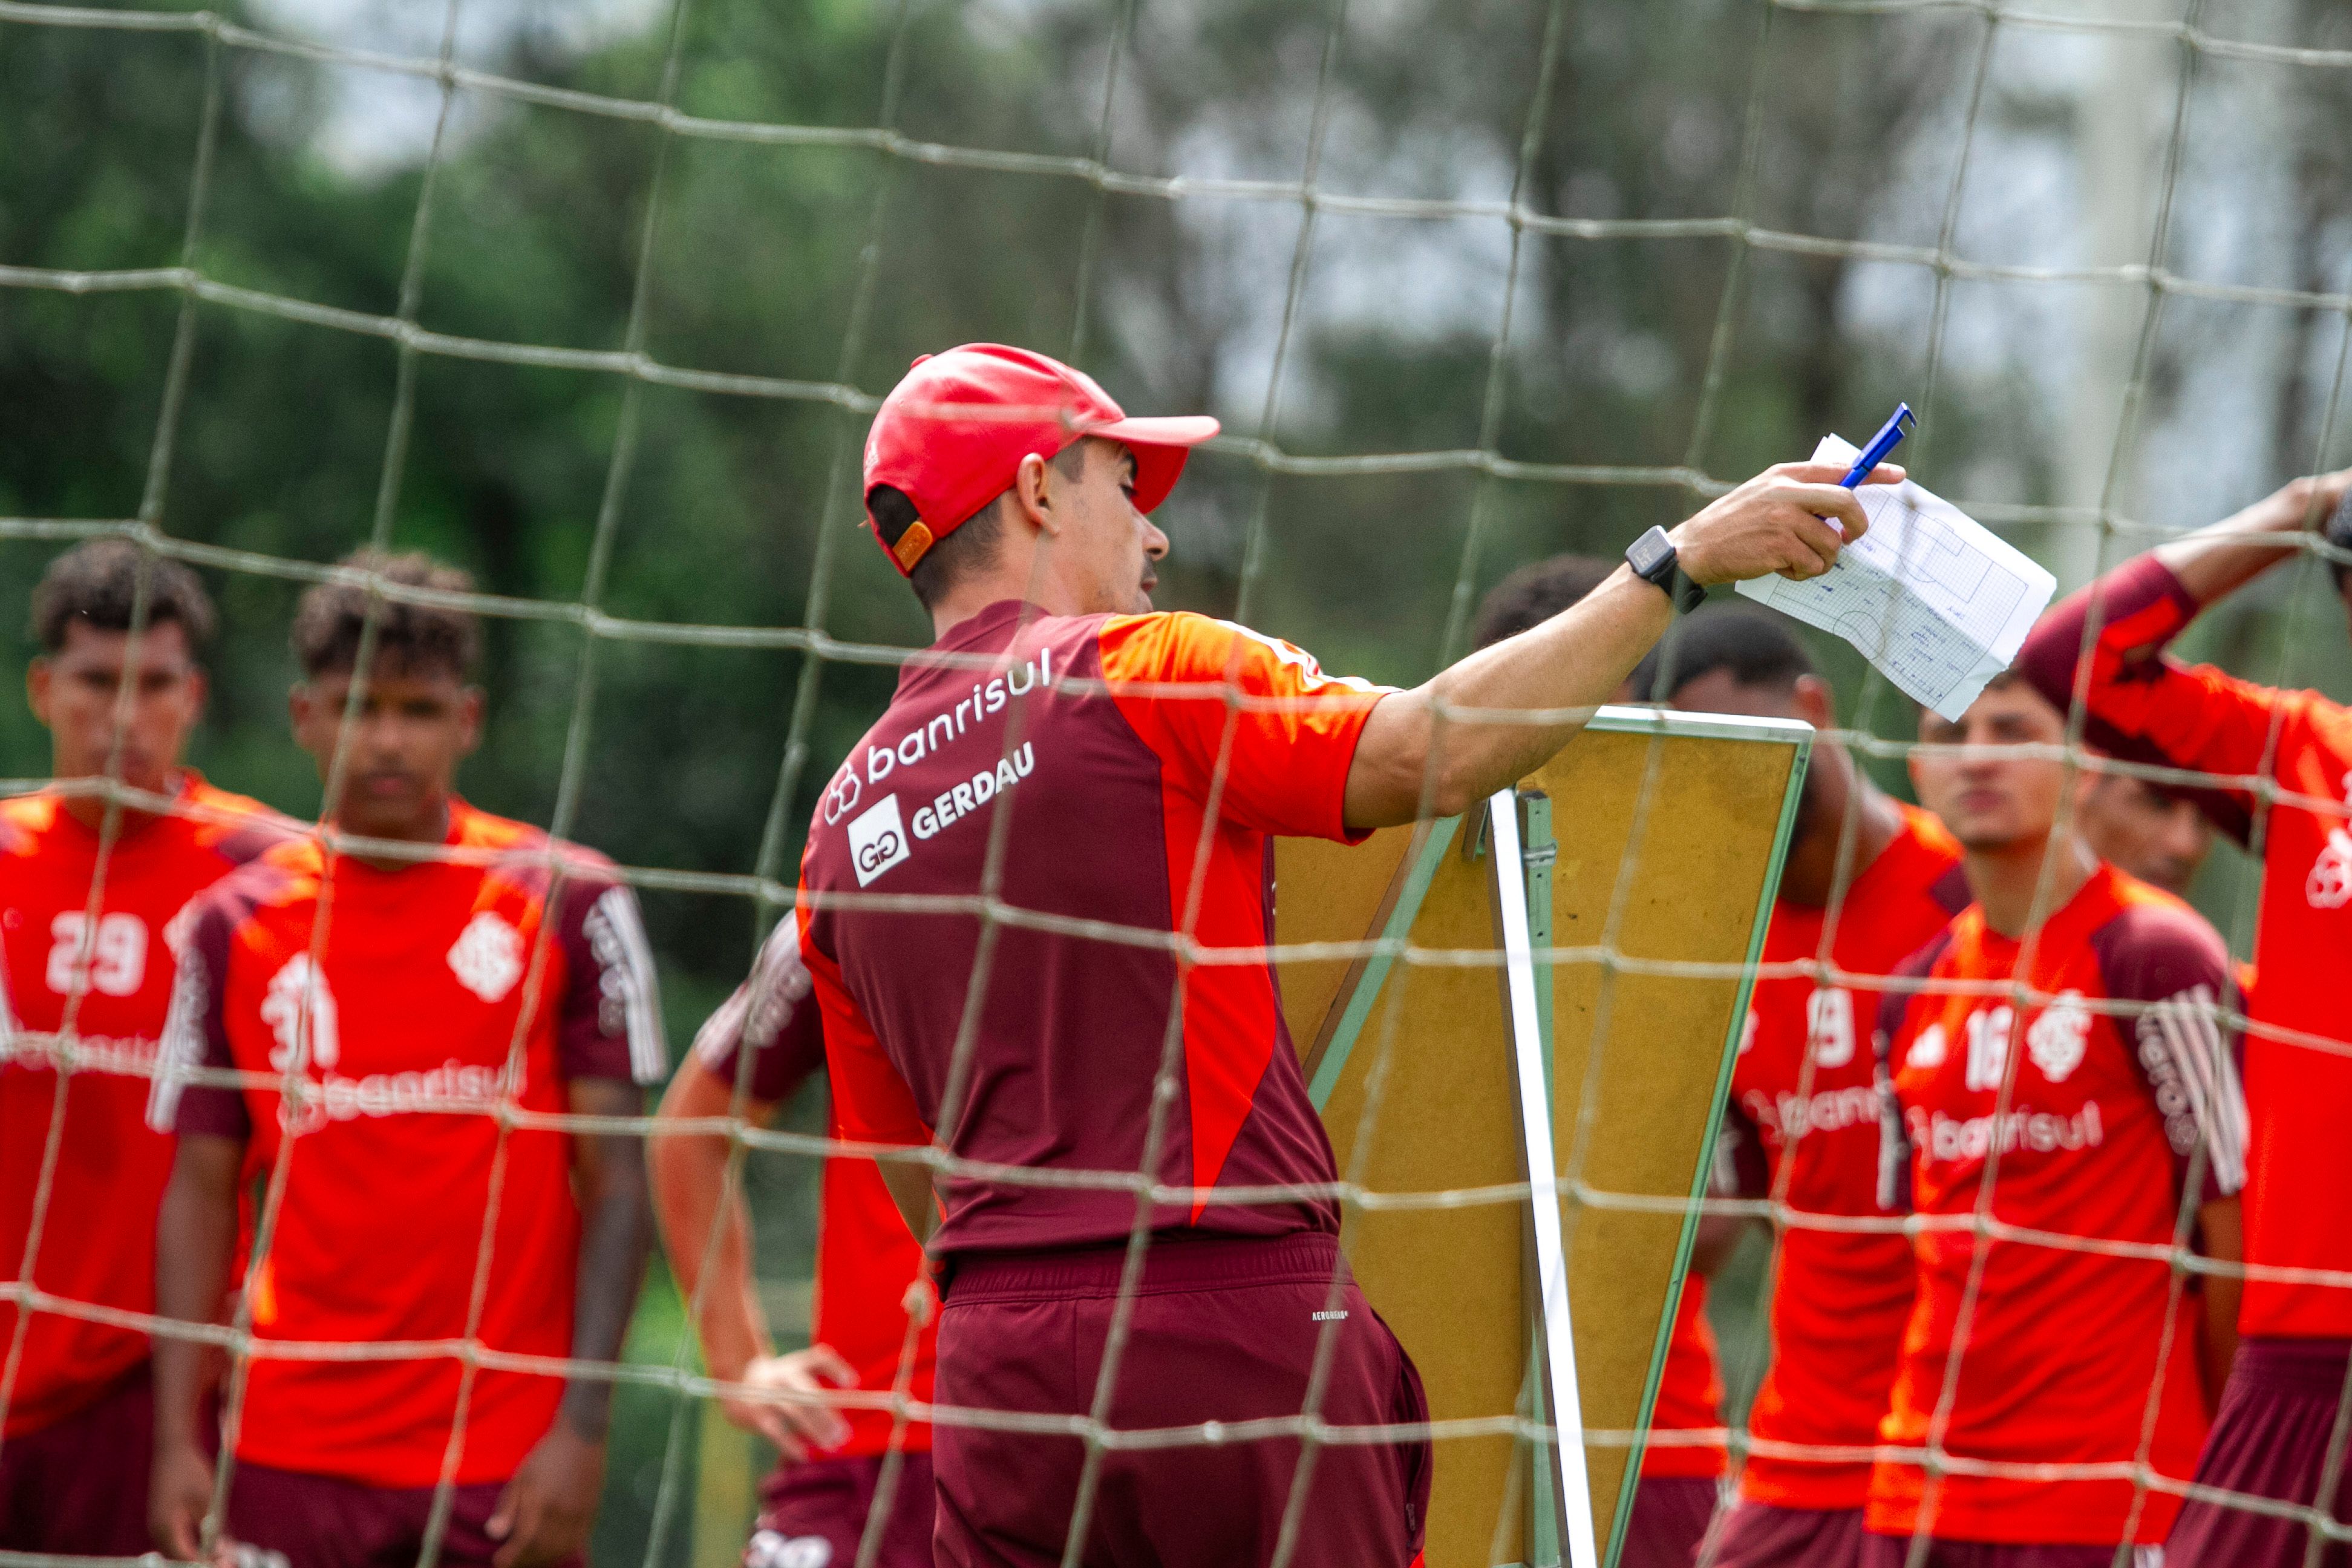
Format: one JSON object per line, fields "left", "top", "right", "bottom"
{"left": 4, "top": 0, "right": 2351, "bottom": 1558}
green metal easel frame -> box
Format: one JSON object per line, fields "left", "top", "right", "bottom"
{"left": 1302, "top": 707, "right": 1812, "bottom": 1568}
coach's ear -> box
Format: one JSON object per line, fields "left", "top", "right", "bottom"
{"left": 1010, "top": 451, "right": 1059, "bottom": 538}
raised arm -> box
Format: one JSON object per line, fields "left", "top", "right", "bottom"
{"left": 2152, "top": 469, "right": 2351, "bottom": 606}
{"left": 2017, "top": 469, "right": 2352, "bottom": 847}
{"left": 1343, "top": 460, "right": 1893, "bottom": 828}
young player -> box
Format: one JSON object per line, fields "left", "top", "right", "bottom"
{"left": 146, "top": 552, "right": 665, "bottom": 1567}
{"left": 0, "top": 543, "right": 285, "bottom": 1552}
{"left": 2074, "top": 770, "right": 2214, "bottom": 900}
{"left": 2014, "top": 469, "right": 2352, "bottom": 1563}
{"left": 1639, "top": 609, "right": 1966, "bottom": 1568}
{"left": 651, "top": 921, "right": 936, "bottom": 1567}
{"left": 798, "top": 341, "right": 1896, "bottom": 1567}
{"left": 1478, "top": 557, "right": 1742, "bottom": 1568}
{"left": 1866, "top": 675, "right": 2245, "bottom": 1565}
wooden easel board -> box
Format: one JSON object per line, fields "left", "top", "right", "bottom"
{"left": 1273, "top": 707, "right": 1809, "bottom": 1567}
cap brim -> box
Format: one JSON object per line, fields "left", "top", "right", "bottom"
{"left": 1085, "top": 415, "right": 1220, "bottom": 514}
{"left": 1088, "top": 414, "right": 1221, "bottom": 449}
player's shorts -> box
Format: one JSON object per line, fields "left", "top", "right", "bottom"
{"left": 748, "top": 1450, "right": 936, "bottom": 1568}
{"left": 1704, "top": 1500, "right": 1866, "bottom": 1568}
{"left": 930, "top": 1231, "right": 1430, "bottom": 1568}
{"left": 2163, "top": 1336, "right": 2352, "bottom": 1568}
{"left": 226, "top": 1461, "right": 583, "bottom": 1568}
{"left": 1858, "top": 1537, "right": 2162, "bottom": 1567}
{"left": 0, "top": 1361, "right": 155, "bottom": 1554}
{"left": 1621, "top": 1475, "right": 1719, "bottom": 1568}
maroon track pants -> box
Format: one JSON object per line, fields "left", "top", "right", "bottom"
{"left": 2165, "top": 1337, "right": 2352, "bottom": 1567}
{"left": 931, "top": 1232, "right": 1429, "bottom": 1568}
{"left": 0, "top": 1362, "right": 156, "bottom": 1555}
{"left": 751, "top": 1450, "right": 936, "bottom": 1568}
{"left": 226, "top": 1462, "right": 582, "bottom": 1568}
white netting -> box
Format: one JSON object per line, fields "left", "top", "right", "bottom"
{"left": 3, "top": 0, "right": 2350, "bottom": 1565}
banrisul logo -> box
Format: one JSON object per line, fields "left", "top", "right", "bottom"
{"left": 848, "top": 794, "right": 910, "bottom": 887}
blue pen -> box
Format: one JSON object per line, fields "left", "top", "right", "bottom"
{"left": 1841, "top": 402, "right": 1915, "bottom": 489}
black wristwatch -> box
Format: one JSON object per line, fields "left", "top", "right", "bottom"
{"left": 1626, "top": 525, "right": 1707, "bottom": 613}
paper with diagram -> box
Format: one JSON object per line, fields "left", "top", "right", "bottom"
{"left": 1736, "top": 435, "right": 2057, "bottom": 721}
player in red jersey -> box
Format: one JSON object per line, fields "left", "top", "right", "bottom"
{"left": 1635, "top": 608, "right": 1968, "bottom": 1568}
{"left": 146, "top": 552, "right": 665, "bottom": 1567}
{"left": 799, "top": 342, "right": 1897, "bottom": 1568}
{"left": 652, "top": 920, "right": 937, "bottom": 1567}
{"left": 2074, "top": 771, "right": 2213, "bottom": 900}
{"left": 1867, "top": 675, "right": 2246, "bottom": 1566}
{"left": 2017, "top": 469, "right": 2352, "bottom": 1565}
{"left": 0, "top": 543, "right": 287, "bottom": 1552}
{"left": 1478, "top": 559, "right": 1746, "bottom": 1568}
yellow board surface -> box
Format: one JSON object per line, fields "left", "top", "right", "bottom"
{"left": 1273, "top": 711, "right": 1806, "bottom": 1566}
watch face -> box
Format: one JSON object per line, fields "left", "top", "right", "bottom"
{"left": 1628, "top": 527, "right": 1672, "bottom": 577}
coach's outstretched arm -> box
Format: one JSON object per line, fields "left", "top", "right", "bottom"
{"left": 1342, "top": 460, "right": 1896, "bottom": 829}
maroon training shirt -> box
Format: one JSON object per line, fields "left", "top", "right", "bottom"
{"left": 797, "top": 600, "right": 1393, "bottom": 1258}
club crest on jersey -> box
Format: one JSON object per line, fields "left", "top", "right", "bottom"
{"left": 2025, "top": 991, "right": 2092, "bottom": 1083}
{"left": 848, "top": 794, "right": 911, "bottom": 887}
{"left": 1907, "top": 1021, "right": 1948, "bottom": 1069}
{"left": 261, "top": 953, "right": 340, "bottom": 1073}
{"left": 448, "top": 910, "right": 526, "bottom": 1004}
{"left": 2307, "top": 775, "right": 2352, "bottom": 908}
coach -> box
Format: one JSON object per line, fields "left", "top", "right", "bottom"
{"left": 795, "top": 342, "right": 1894, "bottom": 1568}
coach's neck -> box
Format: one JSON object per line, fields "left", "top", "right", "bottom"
{"left": 927, "top": 535, "right": 1088, "bottom": 639}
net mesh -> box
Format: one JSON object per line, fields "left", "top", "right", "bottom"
{"left": 1, "top": 0, "right": 2348, "bottom": 1564}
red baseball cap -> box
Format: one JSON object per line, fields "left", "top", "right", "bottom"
{"left": 861, "top": 343, "right": 1220, "bottom": 576}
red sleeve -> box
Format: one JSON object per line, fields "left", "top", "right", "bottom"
{"left": 554, "top": 872, "right": 667, "bottom": 1085}
{"left": 691, "top": 921, "right": 826, "bottom": 1106}
{"left": 2016, "top": 555, "right": 2286, "bottom": 845}
{"left": 149, "top": 895, "right": 248, "bottom": 1140}
{"left": 2092, "top": 900, "right": 2247, "bottom": 1204}
{"left": 1097, "top": 612, "right": 1396, "bottom": 842}
{"left": 797, "top": 896, "right": 930, "bottom": 1150}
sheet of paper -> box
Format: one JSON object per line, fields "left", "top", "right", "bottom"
{"left": 1734, "top": 435, "right": 2057, "bottom": 721}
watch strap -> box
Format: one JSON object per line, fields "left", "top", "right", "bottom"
{"left": 1627, "top": 527, "right": 1707, "bottom": 614}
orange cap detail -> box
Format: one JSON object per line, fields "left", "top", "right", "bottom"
{"left": 892, "top": 519, "right": 935, "bottom": 572}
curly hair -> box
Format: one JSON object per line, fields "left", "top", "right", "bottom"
{"left": 291, "top": 549, "right": 480, "bottom": 679}
{"left": 30, "top": 539, "right": 217, "bottom": 654}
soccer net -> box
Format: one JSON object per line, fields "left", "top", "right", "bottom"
{"left": 2, "top": 0, "right": 2350, "bottom": 1564}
